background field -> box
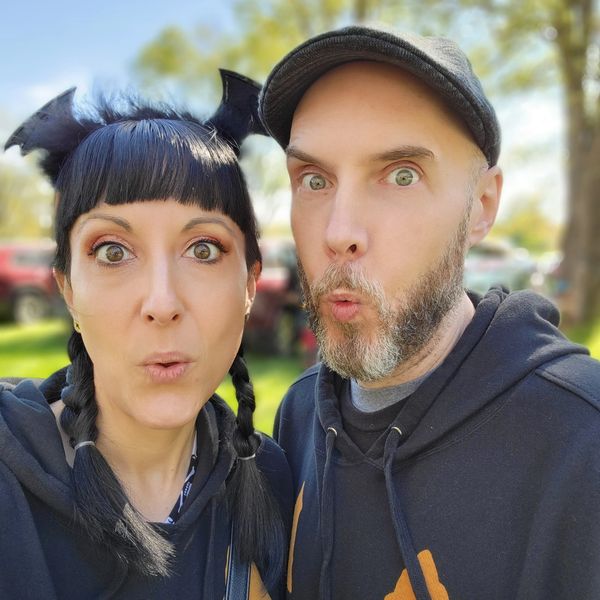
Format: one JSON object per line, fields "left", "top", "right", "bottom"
{"left": 1, "top": 317, "right": 599, "bottom": 435}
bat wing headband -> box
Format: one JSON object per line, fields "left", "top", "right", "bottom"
{"left": 4, "top": 69, "right": 266, "bottom": 183}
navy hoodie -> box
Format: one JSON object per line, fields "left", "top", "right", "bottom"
{"left": 0, "top": 378, "right": 292, "bottom": 599}
{"left": 275, "top": 288, "right": 600, "bottom": 600}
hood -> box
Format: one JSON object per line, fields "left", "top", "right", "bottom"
{"left": 0, "top": 375, "right": 237, "bottom": 597}
{"left": 0, "top": 379, "right": 74, "bottom": 517}
{"left": 312, "top": 288, "right": 587, "bottom": 600}
{"left": 317, "top": 287, "right": 586, "bottom": 462}
{"left": 0, "top": 375, "right": 236, "bottom": 525}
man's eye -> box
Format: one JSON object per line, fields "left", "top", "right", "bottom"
{"left": 386, "top": 167, "right": 421, "bottom": 187}
{"left": 95, "top": 243, "right": 131, "bottom": 264}
{"left": 186, "top": 241, "right": 221, "bottom": 262}
{"left": 301, "top": 173, "right": 328, "bottom": 191}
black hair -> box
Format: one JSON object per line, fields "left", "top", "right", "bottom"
{"left": 53, "top": 106, "right": 260, "bottom": 273}
{"left": 18, "top": 89, "right": 283, "bottom": 583}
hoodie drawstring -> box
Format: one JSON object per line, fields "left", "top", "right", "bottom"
{"left": 201, "top": 496, "right": 218, "bottom": 599}
{"left": 383, "top": 427, "right": 432, "bottom": 600}
{"left": 319, "top": 426, "right": 338, "bottom": 600}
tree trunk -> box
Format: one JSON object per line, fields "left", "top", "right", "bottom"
{"left": 552, "top": 1, "right": 597, "bottom": 325}
{"left": 579, "top": 128, "right": 600, "bottom": 322}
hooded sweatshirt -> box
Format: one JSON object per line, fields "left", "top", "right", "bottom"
{"left": 275, "top": 288, "right": 600, "bottom": 600}
{"left": 0, "top": 376, "right": 292, "bottom": 600}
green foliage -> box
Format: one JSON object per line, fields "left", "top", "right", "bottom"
{"left": 492, "top": 196, "right": 562, "bottom": 254}
{"left": 568, "top": 319, "right": 600, "bottom": 360}
{"left": 0, "top": 155, "right": 54, "bottom": 239}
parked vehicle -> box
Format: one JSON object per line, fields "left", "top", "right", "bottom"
{"left": 0, "top": 240, "right": 64, "bottom": 324}
{"left": 244, "top": 238, "right": 310, "bottom": 355}
{"left": 464, "top": 239, "right": 538, "bottom": 294}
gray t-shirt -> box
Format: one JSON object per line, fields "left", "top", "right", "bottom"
{"left": 340, "top": 373, "right": 430, "bottom": 454}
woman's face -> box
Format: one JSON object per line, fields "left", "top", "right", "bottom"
{"left": 55, "top": 199, "right": 257, "bottom": 431}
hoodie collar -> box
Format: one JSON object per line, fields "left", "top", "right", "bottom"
{"left": 315, "top": 287, "right": 587, "bottom": 462}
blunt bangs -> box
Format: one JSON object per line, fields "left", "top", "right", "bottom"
{"left": 54, "top": 118, "right": 260, "bottom": 272}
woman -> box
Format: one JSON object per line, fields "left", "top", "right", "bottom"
{"left": 0, "top": 71, "right": 290, "bottom": 599}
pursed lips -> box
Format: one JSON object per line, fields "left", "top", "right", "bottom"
{"left": 323, "top": 291, "right": 362, "bottom": 322}
{"left": 140, "top": 352, "right": 193, "bottom": 382}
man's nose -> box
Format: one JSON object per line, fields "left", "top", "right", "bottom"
{"left": 324, "top": 185, "right": 368, "bottom": 261}
{"left": 140, "top": 259, "right": 184, "bottom": 325}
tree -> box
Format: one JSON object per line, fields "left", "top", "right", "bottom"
{"left": 492, "top": 196, "right": 561, "bottom": 255}
{"left": 467, "top": 0, "right": 599, "bottom": 325}
{"left": 133, "top": 0, "right": 600, "bottom": 324}
{"left": 0, "top": 154, "right": 54, "bottom": 239}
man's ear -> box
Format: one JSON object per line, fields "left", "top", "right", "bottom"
{"left": 469, "top": 165, "right": 503, "bottom": 247}
{"left": 53, "top": 268, "right": 74, "bottom": 316}
{"left": 245, "top": 262, "right": 260, "bottom": 316}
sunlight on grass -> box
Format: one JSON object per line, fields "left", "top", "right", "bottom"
{"left": 217, "top": 354, "right": 305, "bottom": 434}
{"left": 0, "top": 319, "right": 70, "bottom": 377}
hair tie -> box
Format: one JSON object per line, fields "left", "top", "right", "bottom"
{"left": 74, "top": 440, "right": 96, "bottom": 451}
{"left": 237, "top": 453, "right": 256, "bottom": 462}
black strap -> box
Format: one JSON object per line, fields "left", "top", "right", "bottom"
{"left": 225, "top": 524, "right": 250, "bottom": 600}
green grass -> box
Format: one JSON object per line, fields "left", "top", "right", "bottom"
{"left": 0, "top": 319, "right": 304, "bottom": 434}
{"left": 0, "top": 319, "right": 71, "bottom": 376}
{"left": 566, "top": 319, "right": 600, "bottom": 361}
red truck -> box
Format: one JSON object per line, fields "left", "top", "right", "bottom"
{"left": 0, "top": 240, "right": 65, "bottom": 324}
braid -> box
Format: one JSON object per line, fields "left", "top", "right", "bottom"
{"left": 229, "top": 347, "right": 259, "bottom": 459}
{"left": 60, "top": 330, "right": 173, "bottom": 576}
{"left": 227, "top": 347, "right": 285, "bottom": 587}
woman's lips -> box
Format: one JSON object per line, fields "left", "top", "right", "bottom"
{"left": 141, "top": 353, "right": 192, "bottom": 382}
{"left": 143, "top": 362, "right": 189, "bottom": 382}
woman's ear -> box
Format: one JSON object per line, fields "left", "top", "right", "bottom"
{"left": 245, "top": 262, "right": 260, "bottom": 316}
{"left": 53, "top": 268, "right": 74, "bottom": 317}
{"left": 469, "top": 165, "right": 503, "bottom": 247}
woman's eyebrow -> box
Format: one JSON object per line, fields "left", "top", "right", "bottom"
{"left": 76, "top": 214, "right": 132, "bottom": 234}
{"left": 182, "top": 217, "right": 235, "bottom": 234}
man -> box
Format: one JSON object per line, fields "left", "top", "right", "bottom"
{"left": 259, "top": 26, "right": 600, "bottom": 600}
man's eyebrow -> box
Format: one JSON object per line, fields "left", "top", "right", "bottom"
{"left": 372, "top": 146, "right": 436, "bottom": 162}
{"left": 76, "top": 214, "right": 132, "bottom": 234}
{"left": 285, "top": 146, "right": 333, "bottom": 171}
{"left": 285, "top": 145, "right": 435, "bottom": 168}
{"left": 182, "top": 217, "right": 235, "bottom": 234}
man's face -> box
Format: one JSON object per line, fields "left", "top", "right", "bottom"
{"left": 286, "top": 62, "right": 496, "bottom": 384}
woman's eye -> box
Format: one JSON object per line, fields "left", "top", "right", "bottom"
{"left": 386, "top": 167, "right": 421, "bottom": 187}
{"left": 301, "top": 173, "right": 328, "bottom": 191}
{"left": 94, "top": 243, "right": 131, "bottom": 264}
{"left": 187, "top": 241, "right": 221, "bottom": 262}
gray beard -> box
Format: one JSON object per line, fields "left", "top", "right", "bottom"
{"left": 298, "top": 206, "right": 471, "bottom": 382}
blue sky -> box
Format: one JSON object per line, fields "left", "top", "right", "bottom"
{"left": 0, "top": 1, "right": 566, "bottom": 226}
{"left": 1, "top": 0, "right": 234, "bottom": 121}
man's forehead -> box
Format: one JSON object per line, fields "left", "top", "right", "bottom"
{"left": 288, "top": 61, "right": 476, "bottom": 160}
{"left": 293, "top": 61, "right": 434, "bottom": 110}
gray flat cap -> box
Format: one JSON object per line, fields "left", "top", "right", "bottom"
{"left": 259, "top": 25, "right": 501, "bottom": 166}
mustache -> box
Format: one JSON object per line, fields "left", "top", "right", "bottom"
{"left": 301, "top": 262, "right": 386, "bottom": 306}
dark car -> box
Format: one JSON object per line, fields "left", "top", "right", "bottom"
{"left": 244, "top": 238, "right": 309, "bottom": 355}
{"left": 0, "top": 241, "right": 65, "bottom": 324}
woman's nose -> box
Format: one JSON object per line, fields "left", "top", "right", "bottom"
{"left": 140, "top": 260, "right": 184, "bottom": 325}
